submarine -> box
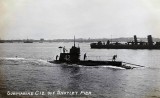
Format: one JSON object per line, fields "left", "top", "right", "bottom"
{"left": 48, "top": 37, "right": 142, "bottom": 69}
{"left": 90, "top": 35, "right": 160, "bottom": 49}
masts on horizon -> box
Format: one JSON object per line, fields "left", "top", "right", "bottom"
{"left": 111, "top": 35, "right": 112, "bottom": 44}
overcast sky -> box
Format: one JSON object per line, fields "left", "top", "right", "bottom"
{"left": 1, "top": 0, "right": 160, "bottom": 39}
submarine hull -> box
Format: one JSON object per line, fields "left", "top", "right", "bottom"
{"left": 48, "top": 60, "right": 133, "bottom": 69}
{"left": 78, "top": 60, "right": 122, "bottom": 66}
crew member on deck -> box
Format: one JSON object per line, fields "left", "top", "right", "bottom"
{"left": 112, "top": 55, "right": 117, "bottom": 61}
{"left": 84, "top": 53, "right": 87, "bottom": 60}
{"left": 56, "top": 55, "right": 59, "bottom": 60}
{"left": 63, "top": 46, "right": 66, "bottom": 53}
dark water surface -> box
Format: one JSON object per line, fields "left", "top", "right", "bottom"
{"left": 0, "top": 42, "right": 160, "bottom": 98}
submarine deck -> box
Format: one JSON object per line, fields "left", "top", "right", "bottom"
{"left": 48, "top": 60, "right": 133, "bottom": 69}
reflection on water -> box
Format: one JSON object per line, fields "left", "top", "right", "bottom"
{"left": 0, "top": 43, "right": 160, "bottom": 98}
{"left": 0, "top": 64, "right": 7, "bottom": 98}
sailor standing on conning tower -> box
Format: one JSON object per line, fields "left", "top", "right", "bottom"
{"left": 63, "top": 46, "right": 68, "bottom": 53}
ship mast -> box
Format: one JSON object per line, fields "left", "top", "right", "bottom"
{"left": 74, "top": 36, "right": 75, "bottom": 47}
{"left": 111, "top": 35, "right": 112, "bottom": 44}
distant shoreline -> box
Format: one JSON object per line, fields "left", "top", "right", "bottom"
{"left": 0, "top": 37, "right": 160, "bottom": 43}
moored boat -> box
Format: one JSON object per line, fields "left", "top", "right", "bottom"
{"left": 23, "top": 39, "right": 33, "bottom": 43}
{"left": 90, "top": 35, "right": 160, "bottom": 49}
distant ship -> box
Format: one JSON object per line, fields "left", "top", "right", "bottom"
{"left": 39, "top": 38, "right": 44, "bottom": 43}
{"left": 23, "top": 39, "right": 33, "bottom": 43}
{"left": 0, "top": 40, "right": 5, "bottom": 43}
{"left": 90, "top": 35, "right": 160, "bottom": 49}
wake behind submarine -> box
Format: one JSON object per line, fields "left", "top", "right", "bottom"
{"left": 48, "top": 37, "right": 144, "bottom": 69}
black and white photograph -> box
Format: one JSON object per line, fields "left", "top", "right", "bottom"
{"left": 0, "top": 0, "right": 160, "bottom": 98}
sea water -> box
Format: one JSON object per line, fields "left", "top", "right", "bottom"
{"left": 0, "top": 42, "right": 160, "bottom": 98}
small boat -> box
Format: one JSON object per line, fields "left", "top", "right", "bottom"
{"left": 0, "top": 40, "right": 5, "bottom": 43}
{"left": 48, "top": 37, "right": 142, "bottom": 69}
{"left": 23, "top": 39, "right": 33, "bottom": 43}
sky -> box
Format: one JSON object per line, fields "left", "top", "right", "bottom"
{"left": 0, "top": 0, "right": 160, "bottom": 39}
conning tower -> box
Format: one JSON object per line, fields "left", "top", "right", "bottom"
{"left": 134, "top": 35, "right": 138, "bottom": 45}
{"left": 58, "top": 36, "right": 80, "bottom": 63}
{"left": 148, "top": 35, "right": 153, "bottom": 45}
{"left": 70, "top": 46, "right": 80, "bottom": 63}
{"left": 69, "top": 36, "right": 80, "bottom": 63}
